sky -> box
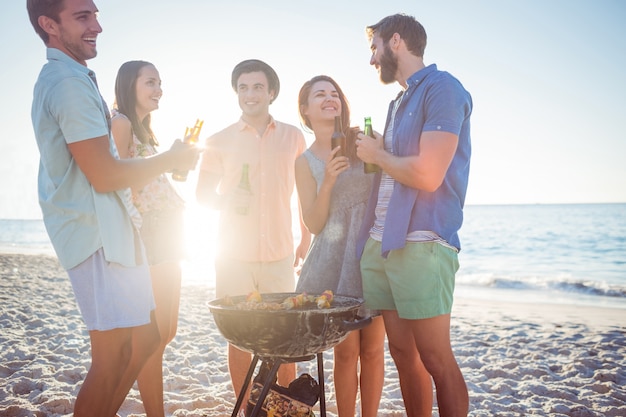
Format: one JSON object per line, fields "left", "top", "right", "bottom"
{"left": 1, "top": 0, "right": 625, "bottom": 219}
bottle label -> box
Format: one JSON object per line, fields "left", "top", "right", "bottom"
{"left": 233, "top": 164, "right": 252, "bottom": 214}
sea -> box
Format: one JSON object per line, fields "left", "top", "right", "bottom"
{"left": 1, "top": 203, "right": 625, "bottom": 311}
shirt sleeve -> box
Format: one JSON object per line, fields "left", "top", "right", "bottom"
{"left": 199, "top": 135, "right": 224, "bottom": 176}
{"left": 422, "top": 74, "right": 471, "bottom": 136}
{"left": 50, "top": 76, "right": 109, "bottom": 144}
{"left": 295, "top": 128, "right": 306, "bottom": 156}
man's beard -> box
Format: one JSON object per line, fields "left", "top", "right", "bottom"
{"left": 379, "top": 43, "right": 398, "bottom": 85}
{"left": 59, "top": 30, "right": 97, "bottom": 63}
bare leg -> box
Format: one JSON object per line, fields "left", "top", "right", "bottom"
{"left": 358, "top": 316, "right": 386, "bottom": 417}
{"left": 332, "top": 316, "right": 385, "bottom": 417}
{"left": 229, "top": 343, "right": 296, "bottom": 412}
{"left": 277, "top": 361, "right": 296, "bottom": 387}
{"left": 112, "top": 312, "right": 161, "bottom": 415}
{"left": 410, "top": 314, "right": 468, "bottom": 417}
{"left": 136, "top": 261, "right": 182, "bottom": 417}
{"left": 74, "top": 319, "right": 159, "bottom": 417}
{"left": 229, "top": 343, "right": 253, "bottom": 400}
{"left": 383, "top": 310, "right": 433, "bottom": 417}
{"left": 333, "top": 332, "right": 359, "bottom": 417}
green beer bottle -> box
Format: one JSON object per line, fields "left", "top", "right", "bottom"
{"left": 363, "top": 116, "right": 381, "bottom": 174}
{"left": 233, "top": 163, "right": 253, "bottom": 215}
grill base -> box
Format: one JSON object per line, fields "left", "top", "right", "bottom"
{"left": 231, "top": 353, "right": 326, "bottom": 417}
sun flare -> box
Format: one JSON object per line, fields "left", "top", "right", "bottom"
{"left": 181, "top": 202, "right": 219, "bottom": 288}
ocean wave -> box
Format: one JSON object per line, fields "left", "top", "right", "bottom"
{"left": 457, "top": 274, "right": 626, "bottom": 299}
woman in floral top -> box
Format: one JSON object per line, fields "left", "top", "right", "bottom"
{"left": 111, "top": 60, "right": 185, "bottom": 417}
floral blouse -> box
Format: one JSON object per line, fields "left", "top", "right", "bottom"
{"left": 112, "top": 110, "right": 184, "bottom": 214}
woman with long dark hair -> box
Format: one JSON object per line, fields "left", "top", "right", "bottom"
{"left": 111, "top": 60, "right": 185, "bottom": 417}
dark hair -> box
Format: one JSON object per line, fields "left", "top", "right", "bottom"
{"left": 231, "top": 59, "right": 280, "bottom": 104}
{"left": 366, "top": 13, "right": 427, "bottom": 58}
{"left": 27, "top": 0, "right": 65, "bottom": 44}
{"left": 298, "top": 75, "right": 358, "bottom": 162}
{"left": 114, "top": 60, "right": 158, "bottom": 146}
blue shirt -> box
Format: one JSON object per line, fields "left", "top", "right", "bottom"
{"left": 32, "top": 48, "right": 140, "bottom": 269}
{"left": 357, "top": 64, "right": 472, "bottom": 257}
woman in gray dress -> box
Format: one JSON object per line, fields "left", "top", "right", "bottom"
{"left": 295, "top": 75, "right": 386, "bottom": 417}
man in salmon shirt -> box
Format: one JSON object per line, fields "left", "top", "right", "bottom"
{"left": 196, "top": 59, "right": 311, "bottom": 409}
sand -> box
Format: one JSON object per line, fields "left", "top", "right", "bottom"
{"left": 0, "top": 253, "right": 624, "bottom": 417}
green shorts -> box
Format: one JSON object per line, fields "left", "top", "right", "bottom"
{"left": 360, "top": 238, "right": 459, "bottom": 319}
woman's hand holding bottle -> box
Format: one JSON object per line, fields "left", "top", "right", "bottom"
{"left": 172, "top": 119, "right": 204, "bottom": 181}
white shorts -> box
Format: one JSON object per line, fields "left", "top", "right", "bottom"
{"left": 67, "top": 248, "right": 155, "bottom": 331}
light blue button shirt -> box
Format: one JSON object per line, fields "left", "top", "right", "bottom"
{"left": 32, "top": 48, "right": 141, "bottom": 269}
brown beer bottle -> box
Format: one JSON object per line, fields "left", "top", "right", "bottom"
{"left": 172, "top": 119, "right": 203, "bottom": 181}
{"left": 363, "top": 116, "right": 381, "bottom": 173}
{"left": 330, "top": 115, "right": 345, "bottom": 158}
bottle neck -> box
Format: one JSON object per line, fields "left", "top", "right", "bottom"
{"left": 333, "top": 115, "right": 342, "bottom": 133}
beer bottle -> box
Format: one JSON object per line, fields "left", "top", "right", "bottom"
{"left": 330, "top": 115, "right": 345, "bottom": 158}
{"left": 172, "top": 119, "right": 204, "bottom": 181}
{"left": 363, "top": 116, "right": 381, "bottom": 174}
{"left": 233, "top": 163, "right": 253, "bottom": 215}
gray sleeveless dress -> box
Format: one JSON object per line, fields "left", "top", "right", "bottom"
{"left": 295, "top": 150, "right": 373, "bottom": 301}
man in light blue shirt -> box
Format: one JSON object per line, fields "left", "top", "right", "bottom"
{"left": 34, "top": 47, "right": 142, "bottom": 270}
{"left": 356, "top": 14, "right": 472, "bottom": 417}
{"left": 28, "top": 1, "right": 200, "bottom": 416}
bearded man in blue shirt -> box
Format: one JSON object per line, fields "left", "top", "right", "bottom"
{"left": 356, "top": 13, "right": 472, "bottom": 417}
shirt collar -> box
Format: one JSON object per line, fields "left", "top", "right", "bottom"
{"left": 406, "top": 63, "right": 438, "bottom": 88}
{"left": 236, "top": 114, "right": 277, "bottom": 133}
{"left": 394, "top": 63, "right": 438, "bottom": 101}
{"left": 46, "top": 48, "right": 92, "bottom": 77}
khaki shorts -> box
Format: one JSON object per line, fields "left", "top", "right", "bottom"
{"left": 360, "top": 239, "right": 458, "bottom": 319}
{"left": 215, "top": 255, "right": 295, "bottom": 298}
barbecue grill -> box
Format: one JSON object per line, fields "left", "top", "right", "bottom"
{"left": 208, "top": 292, "right": 371, "bottom": 417}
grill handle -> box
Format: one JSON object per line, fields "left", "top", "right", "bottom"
{"left": 331, "top": 316, "right": 372, "bottom": 332}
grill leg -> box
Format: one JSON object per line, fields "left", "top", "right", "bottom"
{"left": 231, "top": 354, "right": 259, "bottom": 417}
{"left": 317, "top": 352, "right": 326, "bottom": 417}
{"left": 248, "top": 358, "right": 282, "bottom": 417}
